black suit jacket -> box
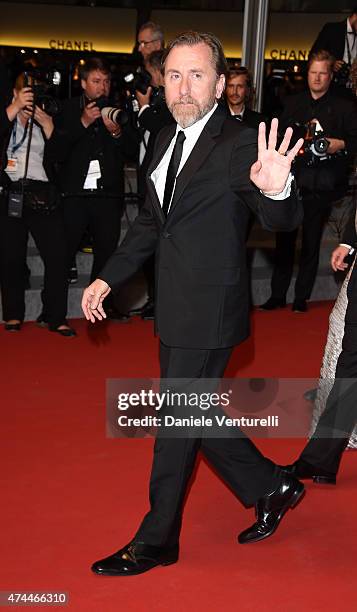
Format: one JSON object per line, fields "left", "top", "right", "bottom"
{"left": 310, "top": 20, "right": 347, "bottom": 60}
{"left": 100, "top": 106, "right": 302, "bottom": 349}
{"left": 241, "top": 108, "right": 265, "bottom": 130}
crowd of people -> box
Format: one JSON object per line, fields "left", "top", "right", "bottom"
{"left": 1, "top": 13, "right": 356, "bottom": 335}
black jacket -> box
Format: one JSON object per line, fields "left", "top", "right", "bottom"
{"left": 279, "top": 89, "right": 357, "bottom": 193}
{"left": 279, "top": 89, "right": 357, "bottom": 153}
{"left": 100, "top": 106, "right": 302, "bottom": 349}
{"left": 310, "top": 19, "right": 348, "bottom": 61}
{"left": 51, "top": 96, "right": 139, "bottom": 197}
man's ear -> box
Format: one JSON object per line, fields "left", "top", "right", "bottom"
{"left": 81, "top": 79, "right": 87, "bottom": 92}
{"left": 216, "top": 74, "right": 226, "bottom": 100}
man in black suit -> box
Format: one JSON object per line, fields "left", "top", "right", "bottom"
{"left": 261, "top": 50, "right": 357, "bottom": 313}
{"left": 225, "top": 67, "right": 264, "bottom": 129}
{"left": 54, "top": 57, "right": 138, "bottom": 322}
{"left": 310, "top": 7, "right": 357, "bottom": 93}
{"left": 82, "top": 31, "right": 305, "bottom": 576}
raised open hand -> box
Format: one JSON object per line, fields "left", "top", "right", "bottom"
{"left": 250, "top": 118, "right": 304, "bottom": 195}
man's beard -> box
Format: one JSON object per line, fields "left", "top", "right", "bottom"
{"left": 168, "top": 92, "right": 216, "bottom": 128}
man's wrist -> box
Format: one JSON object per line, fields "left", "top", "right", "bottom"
{"left": 339, "top": 243, "right": 354, "bottom": 255}
{"left": 261, "top": 174, "right": 294, "bottom": 200}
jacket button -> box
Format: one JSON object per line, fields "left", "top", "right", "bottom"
{"left": 162, "top": 232, "right": 172, "bottom": 239}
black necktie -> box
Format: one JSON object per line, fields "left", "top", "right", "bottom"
{"left": 162, "top": 130, "right": 186, "bottom": 216}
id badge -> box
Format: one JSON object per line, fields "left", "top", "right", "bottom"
{"left": 6, "top": 158, "right": 18, "bottom": 173}
{"left": 83, "top": 159, "right": 101, "bottom": 189}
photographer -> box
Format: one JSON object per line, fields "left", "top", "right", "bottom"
{"left": 310, "top": 7, "right": 357, "bottom": 95}
{"left": 260, "top": 50, "right": 357, "bottom": 313}
{"left": 0, "top": 75, "right": 74, "bottom": 335}
{"left": 53, "top": 57, "right": 139, "bottom": 322}
{"left": 133, "top": 49, "right": 174, "bottom": 320}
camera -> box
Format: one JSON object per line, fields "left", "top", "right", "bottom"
{"left": 91, "top": 96, "right": 129, "bottom": 127}
{"left": 124, "top": 68, "right": 152, "bottom": 96}
{"left": 293, "top": 121, "right": 331, "bottom": 166}
{"left": 23, "top": 70, "right": 61, "bottom": 116}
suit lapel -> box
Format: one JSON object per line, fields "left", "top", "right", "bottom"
{"left": 146, "top": 123, "right": 176, "bottom": 225}
{"left": 168, "top": 105, "right": 227, "bottom": 218}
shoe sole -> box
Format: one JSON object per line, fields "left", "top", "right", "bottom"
{"left": 239, "top": 484, "right": 305, "bottom": 544}
{"left": 312, "top": 476, "right": 336, "bottom": 485}
{"left": 91, "top": 558, "right": 178, "bottom": 576}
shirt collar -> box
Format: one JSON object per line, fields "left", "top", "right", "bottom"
{"left": 347, "top": 17, "right": 354, "bottom": 34}
{"left": 229, "top": 103, "right": 245, "bottom": 118}
{"left": 175, "top": 102, "right": 218, "bottom": 138}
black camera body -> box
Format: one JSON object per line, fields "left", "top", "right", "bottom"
{"left": 124, "top": 68, "right": 152, "bottom": 96}
{"left": 24, "top": 71, "right": 61, "bottom": 116}
{"left": 292, "top": 121, "right": 330, "bottom": 166}
{"left": 302, "top": 133, "right": 330, "bottom": 165}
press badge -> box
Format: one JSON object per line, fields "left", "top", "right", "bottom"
{"left": 6, "top": 158, "right": 18, "bottom": 173}
{"left": 83, "top": 159, "right": 101, "bottom": 189}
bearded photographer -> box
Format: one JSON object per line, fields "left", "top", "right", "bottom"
{"left": 0, "top": 75, "right": 74, "bottom": 335}
{"left": 53, "top": 57, "right": 139, "bottom": 322}
{"left": 260, "top": 50, "right": 357, "bottom": 313}
{"left": 133, "top": 49, "right": 174, "bottom": 320}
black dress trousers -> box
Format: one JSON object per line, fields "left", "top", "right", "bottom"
{"left": 63, "top": 195, "right": 123, "bottom": 282}
{"left": 134, "top": 341, "right": 280, "bottom": 548}
{"left": 0, "top": 198, "right": 68, "bottom": 327}
{"left": 271, "top": 192, "right": 331, "bottom": 301}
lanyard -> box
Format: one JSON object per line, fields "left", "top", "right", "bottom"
{"left": 11, "top": 118, "right": 29, "bottom": 156}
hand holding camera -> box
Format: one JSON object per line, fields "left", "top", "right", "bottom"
{"left": 135, "top": 86, "right": 153, "bottom": 109}
{"left": 6, "top": 87, "right": 34, "bottom": 122}
{"left": 22, "top": 105, "right": 54, "bottom": 140}
{"left": 326, "top": 137, "right": 345, "bottom": 155}
{"left": 81, "top": 100, "right": 102, "bottom": 128}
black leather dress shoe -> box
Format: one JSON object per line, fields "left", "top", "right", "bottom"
{"left": 238, "top": 474, "right": 305, "bottom": 544}
{"left": 258, "top": 297, "right": 286, "bottom": 311}
{"left": 292, "top": 299, "right": 307, "bottom": 313}
{"left": 36, "top": 314, "right": 48, "bottom": 328}
{"left": 4, "top": 322, "right": 22, "bottom": 332}
{"left": 50, "top": 326, "right": 77, "bottom": 337}
{"left": 281, "top": 459, "right": 336, "bottom": 485}
{"left": 91, "top": 542, "right": 179, "bottom": 576}
{"left": 141, "top": 304, "right": 155, "bottom": 320}
{"left": 106, "top": 309, "right": 131, "bottom": 323}
{"left": 131, "top": 299, "right": 154, "bottom": 317}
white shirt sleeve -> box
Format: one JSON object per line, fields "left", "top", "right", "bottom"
{"left": 339, "top": 243, "right": 355, "bottom": 255}
{"left": 261, "top": 173, "right": 294, "bottom": 200}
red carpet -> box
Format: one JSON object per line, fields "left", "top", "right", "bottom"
{"left": 1, "top": 302, "right": 356, "bottom": 611}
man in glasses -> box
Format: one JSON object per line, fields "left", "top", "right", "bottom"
{"left": 137, "top": 21, "right": 164, "bottom": 63}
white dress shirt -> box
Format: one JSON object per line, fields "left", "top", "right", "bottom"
{"left": 150, "top": 102, "right": 292, "bottom": 211}
{"left": 6, "top": 117, "right": 48, "bottom": 182}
